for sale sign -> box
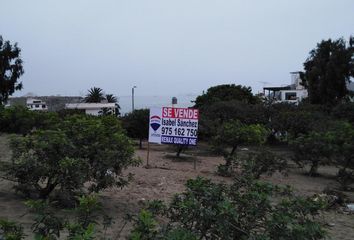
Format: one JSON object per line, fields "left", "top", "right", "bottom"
{"left": 148, "top": 107, "right": 199, "bottom": 145}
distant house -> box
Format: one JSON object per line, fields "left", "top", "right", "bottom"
{"left": 27, "top": 98, "right": 48, "bottom": 111}
{"left": 65, "top": 103, "right": 117, "bottom": 116}
{"left": 263, "top": 72, "right": 308, "bottom": 104}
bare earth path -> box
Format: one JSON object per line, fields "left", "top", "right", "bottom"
{"left": 1, "top": 136, "right": 354, "bottom": 239}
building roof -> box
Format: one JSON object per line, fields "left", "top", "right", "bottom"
{"left": 263, "top": 86, "right": 291, "bottom": 91}
{"left": 65, "top": 103, "right": 116, "bottom": 110}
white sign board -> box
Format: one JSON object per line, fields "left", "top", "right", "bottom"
{"left": 148, "top": 107, "right": 199, "bottom": 146}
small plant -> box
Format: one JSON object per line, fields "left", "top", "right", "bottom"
{"left": 25, "top": 200, "right": 64, "bottom": 240}
{"left": 0, "top": 219, "right": 25, "bottom": 240}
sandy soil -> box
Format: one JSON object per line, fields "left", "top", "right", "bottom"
{"left": 1, "top": 136, "right": 354, "bottom": 239}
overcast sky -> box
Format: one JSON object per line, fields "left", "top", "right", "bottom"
{"left": 1, "top": 0, "right": 353, "bottom": 97}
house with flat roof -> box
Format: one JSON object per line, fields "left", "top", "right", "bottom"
{"left": 263, "top": 72, "right": 308, "bottom": 104}
{"left": 65, "top": 102, "right": 117, "bottom": 116}
{"left": 26, "top": 98, "right": 48, "bottom": 111}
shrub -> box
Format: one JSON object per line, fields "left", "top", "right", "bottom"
{"left": 234, "top": 149, "right": 288, "bottom": 179}
{"left": 129, "top": 176, "right": 327, "bottom": 240}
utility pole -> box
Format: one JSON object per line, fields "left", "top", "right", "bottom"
{"left": 132, "top": 86, "right": 137, "bottom": 111}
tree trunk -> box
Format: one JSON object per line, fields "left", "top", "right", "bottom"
{"left": 309, "top": 161, "right": 319, "bottom": 177}
{"left": 176, "top": 145, "right": 184, "bottom": 157}
{"left": 139, "top": 138, "right": 143, "bottom": 149}
{"left": 39, "top": 183, "right": 56, "bottom": 199}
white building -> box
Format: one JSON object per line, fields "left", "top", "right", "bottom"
{"left": 27, "top": 98, "right": 48, "bottom": 111}
{"left": 263, "top": 72, "right": 308, "bottom": 104}
{"left": 65, "top": 103, "right": 117, "bottom": 116}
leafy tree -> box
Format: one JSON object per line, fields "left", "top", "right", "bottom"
{"left": 198, "top": 100, "right": 267, "bottom": 140}
{"left": 4, "top": 115, "right": 139, "bottom": 199}
{"left": 291, "top": 131, "right": 334, "bottom": 176}
{"left": 122, "top": 109, "right": 149, "bottom": 149}
{"left": 84, "top": 87, "right": 105, "bottom": 103}
{"left": 213, "top": 120, "right": 268, "bottom": 172}
{"left": 0, "top": 36, "right": 24, "bottom": 104}
{"left": 331, "top": 102, "right": 354, "bottom": 124}
{"left": 194, "top": 84, "right": 260, "bottom": 109}
{"left": 329, "top": 122, "right": 354, "bottom": 190}
{"left": 300, "top": 37, "right": 354, "bottom": 105}
{"left": 213, "top": 121, "right": 268, "bottom": 176}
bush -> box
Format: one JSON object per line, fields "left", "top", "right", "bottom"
{"left": 4, "top": 114, "right": 139, "bottom": 200}
{"left": 234, "top": 149, "right": 288, "bottom": 179}
{"left": 129, "top": 176, "right": 327, "bottom": 240}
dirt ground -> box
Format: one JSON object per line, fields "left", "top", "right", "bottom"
{"left": 1, "top": 135, "right": 354, "bottom": 239}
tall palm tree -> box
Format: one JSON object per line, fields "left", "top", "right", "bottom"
{"left": 105, "top": 94, "right": 121, "bottom": 116}
{"left": 105, "top": 94, "right": 117, "bottom": 103}
{"left": 85, "top": 87, "right": 105, "bottom": 103}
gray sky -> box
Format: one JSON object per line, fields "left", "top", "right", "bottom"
{"left": 1, "top": 0, "right": 353, "bottom": 97}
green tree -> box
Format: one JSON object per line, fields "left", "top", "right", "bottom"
{"left": 329, "top": 122, "right": 354, "bottom": 190}
{"left": 0, "top": 36, "right": 24, "bottom": 104}
{"left": 4, "top": 115, "right": 139, "bottom": 199}
{"left": 122, "top": 109, "right": 149, "bottom": 149}
{"left": 213, "top": 120, "right": 268, "bottom": 175}
{"left": 291, "top": 131, "right": 334, "bottom": 176}
{"left": 194, "top": 84, "right": 260, "bottom": 109}
{"left": 84, "top": 87, "right": 105, "bottom": 103}
{"left": 300, "top": 37, "right": 354, "bottom": 105}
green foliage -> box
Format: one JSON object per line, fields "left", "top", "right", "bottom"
{"left": 84, "top": 87, "right": 105, "bottom": 103}
{"left": 0, "top": 36, "right": 24, "bottom": 104}
{"left": 4, "top": 114, "right": 139, "bottom": 200}
{"left": 194, "top": 84, "right": 260, "bottom": 109}
{"left": 0, "top": 106, "right": 60, "bottom": 135}
{"left": 129, "top": 210, "right": 159, "bottom": 240}
{"left": 0, "top": 219, "right": 25, "bottom": 240}
{"left": 291, "top": 131, "right": 334, "bottom": 176}
{"left": 329, "top": 121, "right": 354, "bottom": 190}
{"left": 26, "top": 200, "right": 63, "bottom": 239}
{"left": 122, "top": 109, "right": 149, "bottom": 149}
{"left": 267, "top": 103, "right": 330, "bottom": 140}
{"left": 23, "top": 195, "right": 105, "bottom": 240}
{"left": 234, "top": 149, "right": 288, "bottom": 179}
{"left": 129, "top": 176, "right": 327, "bottom": 240}
{"left": 331, "top": 102, "right": 354, "bottom": 124}
{"left": 214, "top": 120, "right": 268, "bottom": 157}
{"left": 198, "top": 100, "right": 267, "bottom": 140}
{"left": 213, "top": 120, "right": 268, "bottom": 175}
{"left": 300, "top": 37, "right": 354, "bottom": 105}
